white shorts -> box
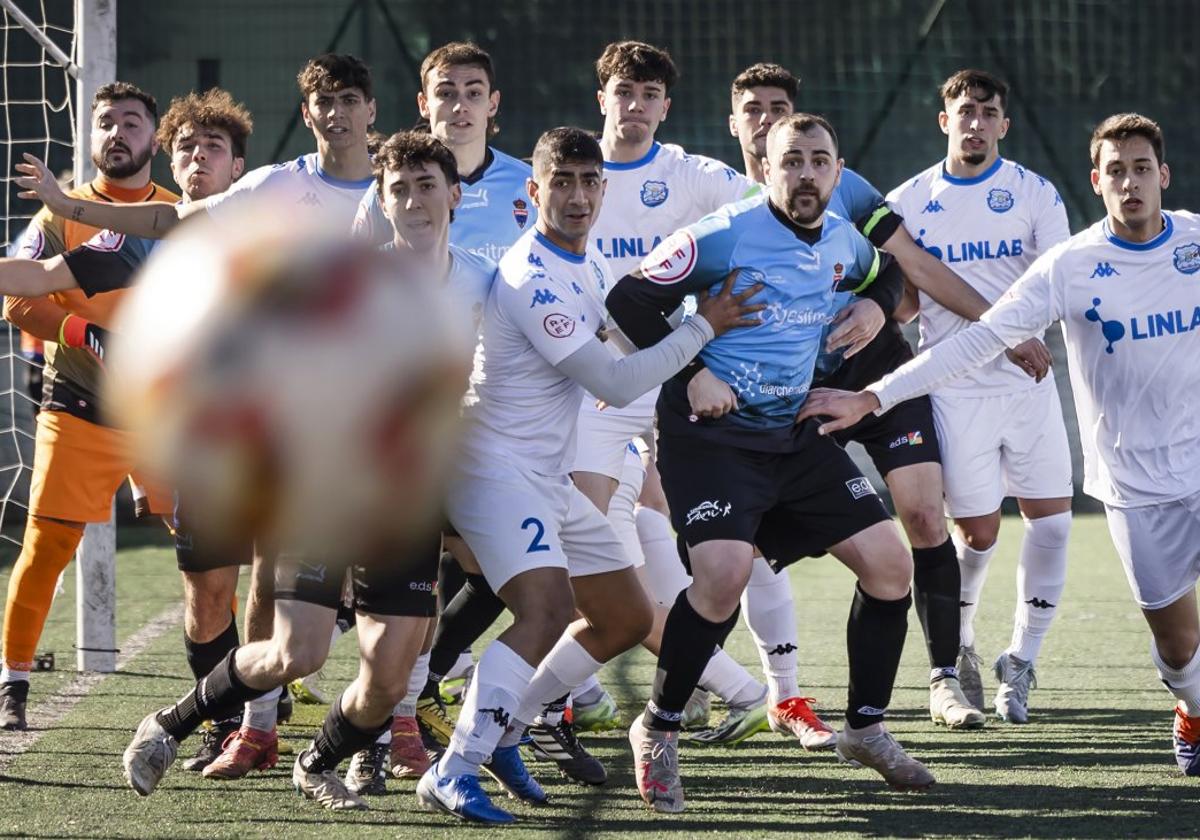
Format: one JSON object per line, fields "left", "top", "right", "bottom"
{"left": 572, "top": 388, "right": 657, "bottom": 480}
{"left": 446, "top": 449, "right": 632, "bottom": 592}
{"left": 1105, "top": 491, "right": 1200, "bottom": 610}
{"left": 932, "top": 382, "right": 1074, "bottom": 519}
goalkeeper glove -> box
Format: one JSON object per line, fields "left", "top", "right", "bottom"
{"left": 58, "top": 314, "right": 109, "bottom": 365}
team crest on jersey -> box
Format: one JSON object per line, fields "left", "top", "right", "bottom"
{"left": 543, "top": 313, "right": 576, "bottom": 338}
{"left": 1173, "top": 242, "right": 1200, "bottom": 275}
{"left": 987, "top": 188, "right": 1014, "bottom": 213}
{"left": 640, "top": 229, "right": 697, "bottom": 284}
{"left": 832, "top": 262, "right": 845, "bottom": 285}
{"left": 83, "top": 229, "right": 125, "bottom": 252}
{"left": 513, "top": 198, "right": 529, "bottom": 228}
{"left": 640, "top": 180, "right": 669, "bottom": 208}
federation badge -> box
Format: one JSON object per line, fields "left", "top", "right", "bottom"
{"left": 640, "top": 180, "right": 669, "bottom": 208}
{"left": 1173, "top": 242, "right": 1200, "bottom": 275}
{"left": 987, "top": 188, "right": 1014, "bottom": 213}
{"left": 513, "top": 198, "right": 529, "bottom": 228}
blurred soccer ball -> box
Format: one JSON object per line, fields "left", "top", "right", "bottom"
{"left": 107, "top": 198, "right": 473, "bottom": 561}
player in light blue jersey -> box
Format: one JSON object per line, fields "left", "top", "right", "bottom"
{"left": 727, "top": 62, "right": 1016, "bottom": 733}
{"left": 353, "top": 42, "right": 536, "bottom": 262}
{"left": 610, "top": 114, "right": 935, "bottom": 811}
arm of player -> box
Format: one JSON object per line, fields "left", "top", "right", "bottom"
{"left": 0, "top": 255, "right": 79, "bottom": 297}
{"left": 556, "top": 274, "right": 762, "bottom": 408}
{"left": 15, "top": 153, "right": 201, "bottom": 238}
{"left": 797, "top": 260, "right": 1060, "bottom": 433}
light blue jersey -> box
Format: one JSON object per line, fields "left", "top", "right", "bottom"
{"left": 353, "top": 146, "right": 536, "bottom": 262}
{"left": 379, "top": 241, "right": 496, "bottom": 339}
{"left": 621, "top": 197, "right": 882, "bottom": 432}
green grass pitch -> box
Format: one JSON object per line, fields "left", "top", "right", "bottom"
{"left": 0, "top": 514, "right": 1194, "bottom": 838}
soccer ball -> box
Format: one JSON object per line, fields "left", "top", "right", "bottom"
{"left": 106, "top": 197, "right": 473, "bottom": 562}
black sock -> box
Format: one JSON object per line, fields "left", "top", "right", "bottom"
{"left": 437, "top": 551, "right": 466, "bottom": 614}
{"left": 335, "top": 600, "right": 357, "bottom": 634}
{"left": 427, "top": 572, "right": 505, "bottom": 682}
{"left": 156, "top": 648, "right": 265, "bottom": 741}
{"left": 299, "top": 694, "right": 391, "bottom": 774}
{"left": 644, "top": 590, "right": 739, "bottom": 731}
{"left": 183, "top": 615, "right": 242, "bottom": 727}
{"left": 912, "top": 538, "right": 962, "bottom": 675}
{"left": 846, "top": 584, "right": 911, "bottom": 729}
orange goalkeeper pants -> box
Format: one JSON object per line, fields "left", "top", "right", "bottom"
{"left": 3, "top": 517, "right": 83, "bottom": 671}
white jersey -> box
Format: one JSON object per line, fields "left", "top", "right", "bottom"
{"left": 380, "top": 241, "right": 495, "bottom": 340}
{"left": 464, "top": 229, "right": 612, "bottom": 475}
{"left": 207, "top": 153, "right": 374, "bottom": 229}
{"left": 887, "top": 157, "right": 1070, "bottom": 395}
{"left": 593, "top": 141, "right": 759, "bottom": 279}
{"left": 877, "top": 210, "right": 1200, "bottom": 508}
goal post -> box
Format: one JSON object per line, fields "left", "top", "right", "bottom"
{"left": 0, "top": 0, "right": 118, "bottom": 673}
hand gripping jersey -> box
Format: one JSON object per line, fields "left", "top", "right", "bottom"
{"left": 208, "top": 153, "right": 375, "bottom": 228}
{"left": 875, "top": 210, "right": 1200, "bottom": 508}
{"left": 887, "top": 157, "right": 1070, "bottom": 395}
{"left": 10, "top": 177, "right": 179, "bottom": 409}
{"left": 611, "top": 197, "right": 884, "bottom": 448}
{"left": 352, "top": 146, "right": 536, "bottom": 260}
{"left": 464, "top": 230, "right": 612, "bottom": 475}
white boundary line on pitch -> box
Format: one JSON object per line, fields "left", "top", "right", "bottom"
{"left": 0, "top": 602, "right": 184, "bottom": 774}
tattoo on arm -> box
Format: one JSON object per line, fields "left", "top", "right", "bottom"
{"left": 152, "top": 210, "right": 161, "bottom": 231}
{"left": 70, "top": 206, "right": 84, "bottom": 221}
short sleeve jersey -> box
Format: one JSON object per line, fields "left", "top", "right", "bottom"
{"left": 207, "top": 153, "right": 374, "bottom": 229}
{"left": 635, "top": 197, "right": 880, "bottom": 438}
{"left": 592, "top": 142, "right": 760, "bottom": 280}
{"left": 352, "top": 146, "right": 537, "bottom": 260}
{"left": 887, "top": 156, "right": 1070, "bottom": 395}
{"left": 61, "top": 230, "right": 158, "bottom": 297}
{"left": 464, "top": 229, "right": 611, "bottom": 475}
{"left": 974, "top": 210, "right": 1200, "bottom": 507}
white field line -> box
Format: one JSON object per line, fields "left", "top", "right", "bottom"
{"left": 0, "top": 602, "right": 184, "bottom": 774}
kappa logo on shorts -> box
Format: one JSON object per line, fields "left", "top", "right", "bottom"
{"left": 888, "top": 431, "right": 924, "bottom": 449}
{"left": 685, "top": 499, "right": 732, "bottom": 525}
{"left": 845, "top": 477, "right": 876, "bottom": 500}
{"left": 543, "top": 312, "right": 576, "bottom": 338}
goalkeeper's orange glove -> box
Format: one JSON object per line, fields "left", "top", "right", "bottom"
{"left": 58, "top": 314, "right": 109, "bottom": 366}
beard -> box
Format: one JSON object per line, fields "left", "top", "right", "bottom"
{"left": 93, "top": 139, "right": 153, "bottom": 179}
{"left": 785, "top": 186, "right": 829, "bottom": 226}
{"left": 961, "top": 150, "right": 987, "bottom": 166}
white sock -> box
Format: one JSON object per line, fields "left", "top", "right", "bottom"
{"left": 608, "top": 457, "right": 646, "bottom": 567}
{"left": 1008, "top": 511, "right": 1071, "bottom": 663}
{"left": 244, "top": 685, "right": 281, "bottom": 731}
{"left": 637, "top": 506, "right": 691, "bottom": 606}
{"left": 517, "top": 634, "right": 602, "bottom": 725}
{"left": 374, "top": 728, "right": 393, "bottom": 746}
{"left": 573, "top": 673, "right": 605, "bottom": 706}
{"left": 698, "top": 646, "right": 763, "bottom": 708}
{"left": 396, "top": 652, "right": 430, "bottom": 719}
{"left": 438, "top": 641, "right": 533, "bottom": 778}
{"left": 741, "top": 555, "right": 800, "bottom": 705}
{"left": 445, "top": 650, "right": 474, "bottom": 682}
{"left": 956, "top": 535, "right": 997, "bottom": 648}
{"left": 1151, "top": 641, "right": 1200, "bottom": 716}
{"left": 0, "top": 666, "right": 30, "bottom": 684}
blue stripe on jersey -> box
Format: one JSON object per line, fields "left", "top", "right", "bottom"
{"left": 533, "top": 231, "right": 586, "bottom": 264}
{"left": 1102, "top": 213, "right": 1174, "bottom": 251}
{"left": 604, "top": 142, "right": 662, "bottom": 171}
{"left": 939, "top": 156, "right": 1005, "bottom": 186}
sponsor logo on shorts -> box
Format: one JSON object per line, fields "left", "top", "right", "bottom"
{"left": 888, "top": 431, "right": 924, "bottom": 449}
{"left": 409, "top": 580, "right": 435, "bottom": 592}
{"left": 845, "top": 477, "right": 876, "bottom": 500}
{"left": 685, "top": 499, "right": 732, "bottom": 525}
{"left": 543, "top": 312, "right": 576, "bottom": 338}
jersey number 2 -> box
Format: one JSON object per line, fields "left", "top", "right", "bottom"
{"left": 521, "top": 517, "right": 550, "bottom": 553}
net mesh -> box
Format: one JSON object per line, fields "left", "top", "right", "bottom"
{"left": 0, "top": 0, "right": 75, "bottom": 548}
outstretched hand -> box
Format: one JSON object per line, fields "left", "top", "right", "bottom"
{"left": 794, "top": 387, "right": 881, "bottom": 435}
{"left": 696, "top": 269, "right": 766, "bottom": 336}
{"left": 15, "top": 153, "right": 67, "bottom": 213}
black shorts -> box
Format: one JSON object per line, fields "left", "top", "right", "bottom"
{"left": 174, "top": 498, "right": 254, "bottom": 573}
{"left": 831, "top": 394, "right": 941, "bottom": 477}
{"left": 657, "top": 419, "right": 891, "bottom": 570}
{"left": 273, "top": 533, "right": 442, "bottom": 618}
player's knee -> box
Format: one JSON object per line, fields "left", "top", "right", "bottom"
{"left": 959, "top": 522, "right": 999, "bottom": 551}
{"left": 1156, "top": 633, "right": 1200, "bottom": 671}
{"left": 359, "top": 669, "right": 408, "bottom": 710}
{"left": 690, "top": 570, "right": 748, "bottom": 619}
{"left": 616, "top": 589, "right": 655, "bottom": 647}
{"left": 900, "top": 504, "right": 947, "bottom": 548}
{"left": 515, "top": 599, "right": 574, "bottom": 645}
{"left": 275, "top": 641, "right": 328, "bottom": 682}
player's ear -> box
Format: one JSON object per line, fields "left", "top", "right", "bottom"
{"left": 416, "top": 90, "right": 430, "bottom": 120}
{"left": 998, "top": 115, "right": 1010, "bottom": 140}
{"left": 449, "top": 182, "right": 462, "bottom": 210}
{"left": 596, "top": 88, "right": 606, "bottom": 115}
{"left": 1090, "top": 168, "right": 1101, "bottom": 196}
{"left": 1160, "top": 162, "right": 1171, "bottom": 190}
{"left": 937, "top": 110, "right": 949, "bottom": 136}
{"left": 366, "top": 97, "right": 377, "bottom": 128}
{"left": 660, "top": 96, "right": 671, "bottom": 123}
{"left": 527, "top": 176, "right": 540, "bottom": 207}
{"left": 231, "top": 157, "right": 245, "bottom": 180}
{"left": 300, "top": 100, "right": 313, "bottom": 128}
{"left": 834, "top": 158, "right": 844, "bottom": 185}
{"left": 487, "top": 89, "right": 500, "bottom": 119}
{"left": 728, "top": 114, "right": 738, "bottom": 139}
